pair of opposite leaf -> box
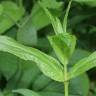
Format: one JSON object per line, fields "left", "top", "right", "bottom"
{"left": 0, "top": 0, "right": 96, "bottom": 83}
{"left": 0, "top": 2, "right": 75, "bottom": 82}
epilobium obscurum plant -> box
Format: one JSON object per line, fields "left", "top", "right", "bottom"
{"left": 0, "top": 0, "right": 96, "bottom": 96}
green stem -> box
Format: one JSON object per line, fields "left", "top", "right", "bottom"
{"left": 64, "top": 80, "right": 69, "bottom": 96}
{"left": 64, "top": 65, "right": 69, "bottom": 96}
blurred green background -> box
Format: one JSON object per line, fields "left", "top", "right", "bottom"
{"left": 0, "top": 0, "right": 96, "bottom": 96}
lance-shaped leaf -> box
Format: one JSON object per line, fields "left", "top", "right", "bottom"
{"left": 13, "top": 89, "right": 41, "bottom": 96}
{"left": 0, "top": 36, "right": 64, "bottom": 82}
{"left": 48, "top": 33, "right": 76, "bottom": 65}
{"left": 69, "top": 51, "right": 96, "bottom": 79}
{"left": 63, "top": 0, "right": 72, "bottom": 33}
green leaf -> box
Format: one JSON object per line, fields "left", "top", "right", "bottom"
{"left": 39, "top": 91, "right": 78, "bottom": 96}
{"left": 31, "top": 0, "right": 63, "bottom": 31}
{"left": 43, "top": 81, "right": 64, "bottom": 93}
{"left": 48, "top": 33, "right": 76, "bottom": 65}
{"left": 0, "top": 1, "right": 24, "bottom": 34}
{"left": 63, "top": 0, "right": 72, "bottom": 33}
{"left": 17, "top": 17, "right": 37, "bottom": 46}
{"left": 39, "top": 92, "right": 64, "bottom": 96}
{"left": 0, "top": 52, "right": 18, "bottom": 80}
{"left": 31, "top": 3, "right": 50, "bottom": 30}
{"left": 41, "top": 0, "right": 63, "bottom": 9}
{"left": 69, "top": 74, "right": 89, "bottom": 96}
{"left": 0, "top": 36, "right": 64, "bottom": 82}
{"left": 69, "top": 49, "right": 90, "bottom": 65}
{"left": 39, "top": 3, "right": 63, "bottom": 34}
{"left": 17, "top": 60, "right": 41, "bottom": 88}
{"left": 69, "top": 51, "right": 96, "bottom": 79}
{"left": 6, "top": 63, "right": 22, "bottom": 90}
{"left": 13, "top": 89, "right": 41, "bottom": 96}
{"left": 32, "top": 74, "right": 52, "bottom": 91}
{"left": 73, "top": 0, "right": 96, "bottom": 7}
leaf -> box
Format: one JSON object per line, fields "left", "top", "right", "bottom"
{"left": 39, "top": 2, "right": 64, "bottom": 34}
{"left": 6, "top": 62, "right": 22, "bottom": 90}
{"left": 39, "top": 91, "right": 78, "bottom": 96}
{"left": 0, "top": 1, "right": 24, "bottom": 34}
{"left": 32, "top": 74, "right": 52, "bottom": 91}
{"left": 5, "top": 27, "right": 17, "bottom": 38}
{"left": 0, "top": 36, "right": 64, "bottom": 82}
{"left": 67, "top": 49, "right": 90, "bottom": 95}
{"left": 0, "top": 52, "right": 18, "bottom": 80}
{"left": 73, "top": 0, "right": 96, "bottom": 7}
{"left": 31, "top": 3, "right": 50, "bottom": 30}
{"left": 63, "top": 0, "right": 72, "bottom": 33}
{"left": 17, "top": 60, "right": 41, "bottom": 88}
{"left": 43, "top": 81, "right": 64, "bottom": 93}
{"left": 69, "top": 51, "right": 96, "bottom": 79}
{"left": 41, "top": 0, "right": 63, "bottom": 9}
{"left": 69, "top": 74, "right": 89, "bottom": 96}
{"left": 39, "top": 91, "right": 64, "bottom": 96}
{"left": 48, "top": 33, "right": 76, "bottom": 65}
{"left": 37, "top": 38, "right": 51, "bottom": 52}
{"left": 13, "top": 89, "right": 41, "bottom": 96}
{"left": 17, "top": 17, "right": 37, "bottom": 46}
{"left": 69, "top": 49, "right": 90, "bottom": 66}
{"left": 31, "top": 0, "right": 63, "bottom": 30}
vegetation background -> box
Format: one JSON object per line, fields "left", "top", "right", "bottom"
{"left": 0, "top": 0, "right": 96, "bottom": 96}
